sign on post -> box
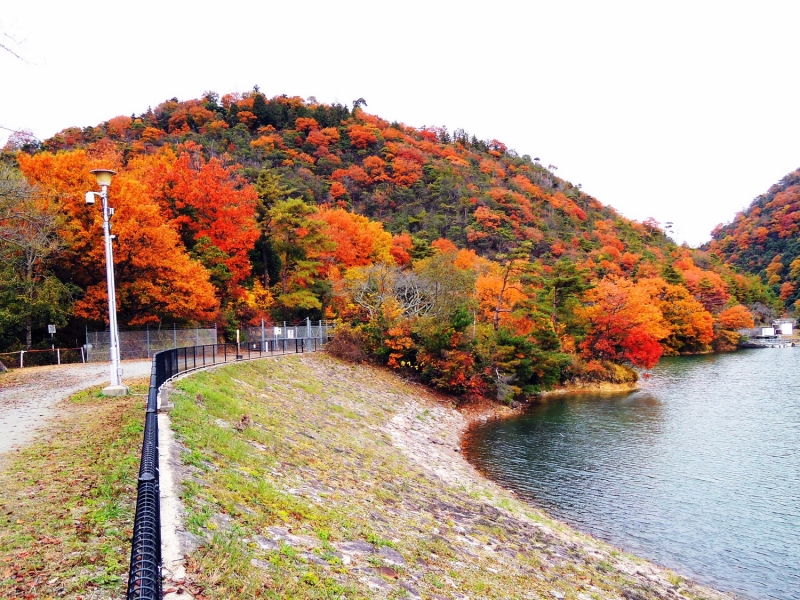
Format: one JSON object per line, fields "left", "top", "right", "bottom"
{"left": 48, "top": 324, "right": 56, "bottom": 335}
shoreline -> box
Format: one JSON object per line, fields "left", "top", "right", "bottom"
{"left": 162, "top": 355, "right": 734, "bottom": 599}
{"left": 534, "top": 381, "right": 640, "bottom": 397}
{"left": 379, "top": 369, "right": 733, "bottom": 600}
{"left": 450, "top": 380, "right": 641, "bottom": 430}
{"left": 413, "top": 386, "right": 740, "bottom": 600}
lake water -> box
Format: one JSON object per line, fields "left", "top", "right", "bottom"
{"left": 463, "top": 349, "right": 800, "bottom": 599}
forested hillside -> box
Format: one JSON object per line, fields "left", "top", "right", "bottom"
{"left": 708, "top": 168, "right": 800, "bottom": 311}
{"left": 0, "top": 92, "right": 779, "bottom": 400}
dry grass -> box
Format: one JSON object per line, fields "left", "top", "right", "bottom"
{"left": 0, "top": 380, "right": 149, "bottom": 599}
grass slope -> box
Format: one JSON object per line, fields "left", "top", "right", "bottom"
{"left": 168, "top": 355, "right": 728, "bottom": 600}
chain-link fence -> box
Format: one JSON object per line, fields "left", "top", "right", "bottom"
{"left": 19, "top": 322, "right": 337, "bottom": 365}
{"left": 85, "top": 325, "right": 218, "bottom": 362}
{"left": 242, "top": 319, "right": 335, "bottom": 344}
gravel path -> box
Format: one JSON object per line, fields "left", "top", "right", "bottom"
{"left": 0, "top": 360, "right": 152, "bottom": 463}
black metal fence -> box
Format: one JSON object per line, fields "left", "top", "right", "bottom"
{"left": 125, "top": 336, "right": 329, "bottom": 599}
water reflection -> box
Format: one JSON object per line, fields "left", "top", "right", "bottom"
{"left": 464, "top": 349, "right": 800, "bottom": 600}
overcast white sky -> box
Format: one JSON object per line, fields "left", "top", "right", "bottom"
{"left": 2, "top": 1, "right": 799, "bottom": 246}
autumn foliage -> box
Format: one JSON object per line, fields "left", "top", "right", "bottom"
{"left": 2, "top": 90, "right": 785, "bottom": 402}
{"left": 579, "top": 278, "right": 669, "bottom": 369}
{"left": 709, "top": 168, "right": 800, "bottom": 310}
{"left": 16, "top": 150, "right": 219, "bottom": 325}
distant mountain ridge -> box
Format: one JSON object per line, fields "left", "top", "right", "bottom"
{"left": 36, "top": 91, "right": 676, "bottom": 266}
{"left": 708, "top": 168, "right": 800, "bottom": 310}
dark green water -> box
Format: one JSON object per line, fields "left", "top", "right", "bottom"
{"left": 463, "top": 349, "right": 800, "bottom": 599}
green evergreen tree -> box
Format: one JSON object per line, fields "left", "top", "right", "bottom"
{"left": 252, "top": 169, "right": 296, "bottom": 288}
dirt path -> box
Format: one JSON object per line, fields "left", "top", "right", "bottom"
{"left": 0, "top": 360, "right": 152, "bottom": 463}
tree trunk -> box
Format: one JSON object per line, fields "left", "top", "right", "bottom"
{"left": 25, "top": 258, "right": 34, "bottom": 349}
{"left": 552, "top": 286, "right": 558, "bottom": 332}
{"left": 493, "top": 268, "right": 511, "bottom": 331}
{"left": 261, "top": 242, "right": 270, "bottom": 288}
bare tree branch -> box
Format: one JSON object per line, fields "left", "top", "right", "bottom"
{"left": 0, "top": 42, "right": 23, "bottom": 61}
{"left": 1, "top": 31, "right": 31, "bottom": 63}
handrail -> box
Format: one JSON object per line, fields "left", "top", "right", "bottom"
{"left": 125, "top": 336, "right": 329, "bottom": 599}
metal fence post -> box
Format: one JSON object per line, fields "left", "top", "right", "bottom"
{"left": 146, "top": 324, "right": 151, "bottom": 358}
{"left": 173, "top": 323, "right": 177, "bottom": 349}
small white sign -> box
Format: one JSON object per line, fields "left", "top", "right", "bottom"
{"left": 274, "top": 327, "right": 282, "bottom": 336}
{"left": 48, "top": 324, "right": 56, "bottom": 334}
{"left": 287, "top": 330, "right": 295, "bottom": 339}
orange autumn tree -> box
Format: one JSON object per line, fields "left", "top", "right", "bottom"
{"left": 674, "top": 256, "right": 731, "bottom": 312}
{"left": 714, "top": 304, "right": 755, "bottom": 351}
{"left": 580, "top": 276, "right": 669, "bottom": 369}
{"left": 17, "top": 149, "right": 219, "bottom": 325}
{"left": 128, "top": 144, "right": 259, "bottom": 297}
{"left": 310, "top": 207, "right": 393, "bottom": 273}
{"left": 638, "top": 277, "right": 714, "bottom": 354}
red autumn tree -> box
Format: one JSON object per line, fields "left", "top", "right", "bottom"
{"left": 390, "top": 233, "right": 413, "bottom": 266}
{"left": 129, "top": 144, "right": 259, "bottom": 293}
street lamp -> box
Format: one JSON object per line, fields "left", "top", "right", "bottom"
{"left": 87, "top": 169, "right": 126, "bottom": 396}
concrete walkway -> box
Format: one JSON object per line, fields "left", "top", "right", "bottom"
{"left": 0, "top": 360, "right": 152, "bottom": 463}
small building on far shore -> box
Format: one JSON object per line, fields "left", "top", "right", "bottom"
{"left": 738, "top": 318, "right": 797, "bottom": 347}
{"left": 774, "top": 319, "right": 794, "bottom": 336}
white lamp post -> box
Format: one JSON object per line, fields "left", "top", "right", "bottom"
{"left": 87, "top": 169, "right": 126, "bottom": 396}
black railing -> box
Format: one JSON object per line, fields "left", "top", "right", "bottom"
{"left": 125, "top": 336, "right": 328, "bottom": 599}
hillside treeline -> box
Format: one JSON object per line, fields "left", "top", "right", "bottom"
{"left": 0, "top": 92, "right": 780, "bottom": 400}
{"left": 708, "top": 168, "right": 800, "bottom": 311}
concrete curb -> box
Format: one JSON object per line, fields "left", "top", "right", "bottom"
{"left": 159, "top": 410, "right": 194, "bottom": 599}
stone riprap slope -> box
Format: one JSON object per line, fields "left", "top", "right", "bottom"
{"left": 165, "top": 354, "right": 731, "bottom": 600}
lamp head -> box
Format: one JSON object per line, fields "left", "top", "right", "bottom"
{"left": 90, "top": 169, "right": 116, "bottom": 187}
